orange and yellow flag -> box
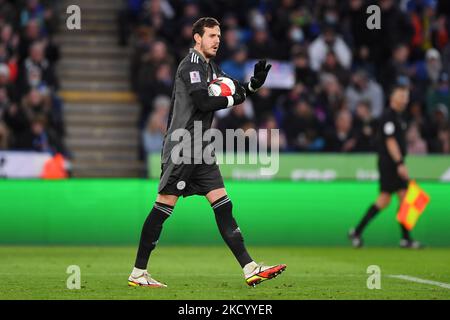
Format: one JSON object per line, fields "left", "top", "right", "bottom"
{"left": 397, "top": 180, "right": 430, "bottom": 230}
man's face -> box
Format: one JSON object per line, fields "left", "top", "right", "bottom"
{"left": 199, "top": 26, "right": 221, "bottom": 59}
{"left": 391, "top": 89, "right": 410, "bottom": 111}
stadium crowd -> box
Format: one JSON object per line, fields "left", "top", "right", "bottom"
{"left": 122, "top": 0, "right": 450, "bottom": 156}
{"left": 0, "top": 0, "right": 67, "bottom": 156}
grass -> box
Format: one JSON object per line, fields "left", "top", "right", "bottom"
{"left": 0, "top": 246, "right": 449, "bottom": 300}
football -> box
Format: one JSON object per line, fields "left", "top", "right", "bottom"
{"left": 208, "top": 77, "right": 236, "bottom": 96}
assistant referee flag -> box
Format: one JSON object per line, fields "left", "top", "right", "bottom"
{"left": 397, "top": 180, "right": 430, "bottom": 230}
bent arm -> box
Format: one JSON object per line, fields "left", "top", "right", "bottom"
{"left": 386, "top": 137, "right": 403, "bottom": 164}
{"left": 191, "top": 89, "right": 233, "bottom": 112}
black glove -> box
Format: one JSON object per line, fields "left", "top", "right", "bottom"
{"left": 249, "top": 59, "right": 271, "bottom": 91}
{"left": 232, "top": 80, "right": 246, "bottom": 106}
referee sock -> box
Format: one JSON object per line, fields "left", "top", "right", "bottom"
{"left": 355, "top": 204, "right": 380, "bottom": 236}
{"left": 134, "top": 202, "right": 173, "bottom": 270}
{"left": 212, "top": 195, "right": 253, "bottom": 268}
{"left": 400, "top": 224, "right": 411, "bottom": 241}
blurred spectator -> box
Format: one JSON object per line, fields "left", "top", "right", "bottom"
{"left": 2, "top": 103, "right": 28, "bottom": 143}
{"left": 0, "top": 120, "right": 8, "bottom": 149}
{"left": 118, "top": 0, "right": 145, "bottom": 46}
{"left": 408, "top": 100, "right": 433, "bottom": 145}
{"left": 138, "top": 0, "right": 175, "bottom": 40}
{"left": 130, "top": 26, "right": 155, "bottom": 92}
{"left": 121, "top": 0, "right": 450, "bottom": 155}
{"left": 370, "top": 0, "right": 413, "bottom": 65}
{"left": 0, "top": 0, "right": 17, "bottom": 25}
{"left": 217, "top": 103, "right": 255, "bottom": 152}
{"left": 308, "top": 24, "right": 352, "bottom": 71}
{"left": 353, "top": 101, "right": 377, "bottom": 152}
{"left": 425, "top": 103, "right": 449, "bottom": 152}
{"left": 142, "top": 95, "right": 170, "bottom": 154}
{"left": 20, "top": 0, "right": 46, "bottom": 31}
{"left": 258, "top": 115, "right": 287, "bottom": 152}
{"left": 406, "top": 122, "right": 428, "bottom": 154}
{"left": 249, "top": 86, "right": 275, "bottom": 126}
{"left": 292, "top": 51, "right": 318, "bottom": 92}
{"left": 283, "top": 99, "right": 324, "bottom": 152}
{"left": 435, "top": 126, "right": 450, "bottom": 153}
{"left": 221, "top": 46, "right": 247, "bottom": 82}
{"left": 345, "top": 69, "right": 384, "bottom": 118}
{"left": 0, "top": 0, "right": 63, "bottom": 155}
{"left": 316, "top": 73, "right": 345, "bottom": 125}
{"left": 380, "top": 43, "right": 412, "bottom": 93}
{"left": 424, "top": 48, "right": 442, "bottom": 85}
{"left": 345, "top": 0, "right": 372, "bottom": 49}
{"left": 15, "top": 115, "right": 66, "bottom": 155}
{"left": 21, "top": 88, "right": 50, "bottom": 124}
{"left": 324, "top": 109, "right": 356, "bottom": 152}
{"left": 153, "top": 62, "right": 173, "bottom": 96}
{"left": 18, "top": 18, "right": 60, "bottom": 64}
{"left": 18, "top": 40, "right": 58, "bottom": 98}
{"left": 173, "top": 21, "right": 194, "bottom": 61}
{"left": 136, "top": 40, "right": 174, "bottom": 127}
{"left": 0, "top": 63, "right": 17, "bottom": 102}
{"left": 215, "top": 27, "right": 241, "bottom": 62}
{"left": 352, "top": 45, "right": 376, "bottom": 78}
{"left": 320, "top": 50, "right": 351, "bottom": 87}
{"left": 247, "top": 28, "right": 278, "bottom": 60}
{"left": 426, "top": 71, "right": 450, "bottom": 115}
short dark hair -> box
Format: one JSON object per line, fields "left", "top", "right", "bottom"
{"left": 192, "top": 17, "right": 220, "bottom": 39}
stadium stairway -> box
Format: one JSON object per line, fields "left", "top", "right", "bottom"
{"left": 55, "top": 0, "right": 145, "bottom": 177}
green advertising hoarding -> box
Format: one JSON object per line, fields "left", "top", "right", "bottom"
{"left": 148, "top": 153, "right": 450, "bottom": 181}
{"left": 0, "top": 180, "right": 449, "bottom": 246}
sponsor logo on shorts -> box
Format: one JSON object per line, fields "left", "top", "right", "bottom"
{"left": 177, "top": 181, "right": 186, "bottom": 190}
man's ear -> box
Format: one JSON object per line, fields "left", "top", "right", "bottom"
{"left": 193, "top": 33, "right": 202, "bottom": 45}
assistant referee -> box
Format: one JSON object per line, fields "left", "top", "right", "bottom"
{"left": 349, "top": 83, "right": 422, "bottom": 249}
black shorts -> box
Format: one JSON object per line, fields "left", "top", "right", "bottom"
{"left": 378, "top": 160, "right": 408, "bottom": 193}
{"left": 158, "top": 161, "right": 225, "bottom": 197}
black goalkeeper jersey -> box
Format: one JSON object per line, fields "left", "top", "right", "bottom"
{"left": 161, "top": 48, "right": 225, "bottom": 165}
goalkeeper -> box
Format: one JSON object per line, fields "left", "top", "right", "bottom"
{"left": 128, "top": 17, "right": 286, "bottom": 288}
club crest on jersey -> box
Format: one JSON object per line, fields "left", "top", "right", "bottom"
{"left": 177, "top": 181, "right": 186, "bottom": 190}
{"left": 190, "top": 71, "right": 201, "bottom": 84}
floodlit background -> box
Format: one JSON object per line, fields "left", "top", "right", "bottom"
{"left": 0, "top": 0, "right": 449, "bottom": 300}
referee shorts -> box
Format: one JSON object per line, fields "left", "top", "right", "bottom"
{"left": 378, "top": 160, "right": 408, "bottom": 194}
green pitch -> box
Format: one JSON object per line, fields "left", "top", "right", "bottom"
{"left": 0, "top": 246, "right": 449, "bottom": 300}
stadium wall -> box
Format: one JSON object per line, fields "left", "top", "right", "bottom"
{"left": 148, "top": 154, "right": 450, "bottom": 181}
{"left": 0, "top": 180, "right": 449, "bottom": 246}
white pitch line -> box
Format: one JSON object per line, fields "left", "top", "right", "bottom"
{"left": 389, "top": 275, "right": 450, "bottom": 289}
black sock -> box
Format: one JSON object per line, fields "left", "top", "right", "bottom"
{"left": 134, "top": 202, "right": 173, "bottom": 269}
{"left": 400, "top": 224, "right": 411, "bottom": 241}
{"left": 355, "top": 204, "right": 380, "bottom": 236}
{"left": 212, "top": 195, "right": 253, "bottom": 268}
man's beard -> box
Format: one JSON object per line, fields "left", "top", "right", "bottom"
{"left": 201, "top": 45, "right": 215, "bottom": 58}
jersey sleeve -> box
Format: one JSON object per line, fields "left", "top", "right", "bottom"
{"left": 381, "top": 115, "right": 397, "bottom": 139}
{"left": 180, "top": 61, "right": 208, "bottom": 94}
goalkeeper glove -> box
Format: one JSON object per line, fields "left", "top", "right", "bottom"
{"left": 249, "top": 59, "right": 271, "bottom": 92}
{"left": 227, "top": 80, "right": 246, "bottom": 107}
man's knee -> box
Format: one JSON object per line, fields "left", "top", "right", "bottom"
{"left": 376, "top": 193, "right": 391, "bottom": 209}
{"left": 156, "top": 194, "right": 178, "bottom": 207}
{"left": 206, "top": 188, "right": 227, "bottom": 205}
